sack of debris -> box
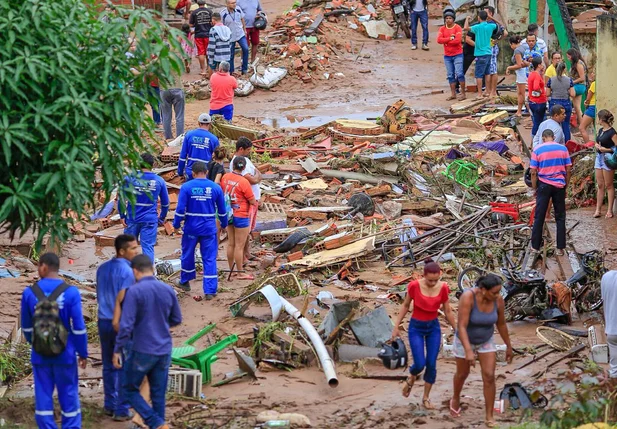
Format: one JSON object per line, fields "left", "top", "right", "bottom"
{"left": 235, "top": 79, "right": 254, "bottom": 97}
{"left": 250, "top": 65, "right": 287, "bottom": 89}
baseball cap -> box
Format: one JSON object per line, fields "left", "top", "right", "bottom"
{"left": 198, "top": 113, "right": 212, "bottom": 124}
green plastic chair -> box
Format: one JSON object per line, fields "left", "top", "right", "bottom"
{"left": 171, "top": 324, "right": 238, "bottom": 384}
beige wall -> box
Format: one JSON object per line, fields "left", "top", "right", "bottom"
{"left": 596, "top": 15, "right": 617, "bottom": 115}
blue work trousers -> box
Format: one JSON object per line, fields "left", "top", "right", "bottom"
{"left": 410, "top": 9, "right": 429, "bottom": 46}
{"left": 33, "top": 363, "right": 81, "bottom": 429}
{"left": 180, "top": 233, "right": 219, "bottom": 295}
{"left": 408, "top": 318, "right": 441, "bottom": 384}
{"left": 123, "top": 351, "right": 171, "bottom": 429}
{"left": 125, "top": 222, "right": 157, "bottom": 263}
{"left": 98, "top": 319, "right": 130, "bottom": 417}
{"left": 230, "top": 36, "right": 249, "bottom": 74}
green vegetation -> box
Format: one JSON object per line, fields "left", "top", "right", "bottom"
{"left": 0, "top": 0, "right": 183, "bottom": 246}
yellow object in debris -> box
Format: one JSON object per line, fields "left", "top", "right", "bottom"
{"left": 574, "top": 424, "right": 613, "bottom": 429}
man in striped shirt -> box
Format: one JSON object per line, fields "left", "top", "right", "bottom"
{"left": 530, "top": 129, "right": 572, "bottom": 256}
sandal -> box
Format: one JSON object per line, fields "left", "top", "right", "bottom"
{"left": 422, "top": 398, "right": 435, "bottom": 410}
{"left": 449, "top": 399, "right": 462, "bottom": 418}
{"left": 402, "top": 374, "right": 415, "bottom": 398}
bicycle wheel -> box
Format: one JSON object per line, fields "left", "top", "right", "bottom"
{"left": 457, "top": 266, "right": 486, "bottom": 295}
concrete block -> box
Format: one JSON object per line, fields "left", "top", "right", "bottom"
{"left": 349, "top": 306, "right": 393, "bottom": 348}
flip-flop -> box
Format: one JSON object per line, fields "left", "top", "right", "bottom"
{"left": 422, "top": 398, "right": 435, "bottom": 410}
{"left": 449, "top": 399, "right": 462, "bottom": 418}
{"left": 402, "top": 374, "right": 415, "bottom": 398}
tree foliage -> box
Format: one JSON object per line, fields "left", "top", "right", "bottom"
{"left": 0, "top": 0, "right": 183, "bottom": 245}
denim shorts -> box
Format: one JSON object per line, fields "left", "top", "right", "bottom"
{"left": 233, "top": 216, "right": 250, "bottom": 228}
{"left": 585, "top": 105, "right": 596, "bottom": 118}
{"left": 574, "top": 83, "right": 587, "bottom": 96}
{"left": 453, "top": 334, "right": 497, "bottom": 358}
{"left": 595, "top": 152, "right": 613, "bottom": 171}
{"left": 475, "top": 55, "right": 492, "bottom": 79}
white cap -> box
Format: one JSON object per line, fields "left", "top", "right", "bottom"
{"left": 198, "top": 113, "right": 212, "bottom": 124}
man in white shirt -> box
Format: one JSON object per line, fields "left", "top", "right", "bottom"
{"left": 230, "top": 136, "right": 262, "bottom": 261}
{"left": 532, "top": 105, "right": 566, "bottom": 148}
{"left": 521, "top": 23, "right": 549, "bottom": 66}
{"left": 601, "top": 270, "right": 617, "bottom": 378}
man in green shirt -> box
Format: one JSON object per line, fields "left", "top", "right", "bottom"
{"left": 464, "top": 11, "right": 497, "bottom": 98}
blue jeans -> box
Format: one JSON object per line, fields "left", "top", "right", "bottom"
{"left": 550, "top": 99, "right": 572, "bottom": 141}
{"left": 410, "top": 9, "right": 428, "bottom": 45}
{"left": 98, "top": 319, "right": 130, "bottom": 417}
{"left": 149, "top": 86, "right": 161, "bottom": 125}
{"left": 210, "top": 104, "right": 234, "bottom": 121}
{"left": 444, "top": 54, "right": 464, "bottom": 84}
{"left": 408, "top": 318, "right": 441, "bottom": 384}
{"left": 124, "top": 222, "right": 157, "bottom": 263}
{"left": 123, "top": 351, "right": 171, "bottom": 429}
{"left": 529, "top": 101, "right": 547, "bottom": 137}
{"left": 230, "top": 36, "right": 249, "bottom": 74}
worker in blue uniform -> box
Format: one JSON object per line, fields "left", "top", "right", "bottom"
{"left": 95, "top": 234, "right": 139, "bottom": 421}
{"left": 21, "top": 253, "right": 88, "bottom": 429}
{"left": 177, "top": 113, "right": 219, "bottom": 180}
{"left": 173, "top": 161, "right": 227, "bottom": 299}
{"left": 119, "top": 153, "right": 170, "bottom": 263}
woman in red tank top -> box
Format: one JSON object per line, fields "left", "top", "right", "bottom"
{"left": 391, "top": 259, "right": 456, "bottom": 409}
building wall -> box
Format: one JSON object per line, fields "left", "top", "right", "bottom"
{"left": 596, "top": 15, "right": 617, "bottom": 115}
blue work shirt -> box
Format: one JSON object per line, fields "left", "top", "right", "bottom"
{"left": 172, "top": 178, "right": 228, "bottom": 236}
{"left": 21, "top": 278, "right": 88, "bottom": 365}
{"left": 95, "top": 257, "right": 134, "bottom": 320}
{"left": 114, "top": 276, "right": 182, "bottom": 356}
{"left": 237, "top": 0, "right": 261, "bottom": 28}
{"left": 119, "top": 171, "right": 170, "bottom": 224}
{"left": 178, "top": 129, "right": 220, "bottom": 178}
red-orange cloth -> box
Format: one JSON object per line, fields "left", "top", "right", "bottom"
{"left": 221, "top": 172, "right": 254, "bottom": 218}
{"left": 436, "top": 24, "right": 463, "bottom": 57}
{"left": 407, "top": 280, "right": 449, "bottom": 321}
{"left": 209, "top": 72, "right": 238, "bottom": 110}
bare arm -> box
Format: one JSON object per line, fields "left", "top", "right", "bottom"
{"left": 442, "top": 300, "right": 456, "bottom": 329}
{"left": 565, "top": 165, "right": 572, "bottom": 186}
{"left": 112, "top": 289, "right": 127, "bottom": 333}
{"left": 392, "top": 294, "right": 412, "bottom": 338}
{"left": 495, "top": 297, "right": 513, "bottom": 363}
{"left": 456, "top": 291, "right": 476, "bottom": 366}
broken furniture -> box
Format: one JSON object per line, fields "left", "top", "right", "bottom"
{"left": 171, "top": 324, "right": 238, "bottom": 384}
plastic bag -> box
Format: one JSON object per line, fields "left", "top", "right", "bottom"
{"left": 250, "top": 66, "right": 287, "bottom": 89}
{"left": 235, "top": 79, "right": 254, "bottom": 96}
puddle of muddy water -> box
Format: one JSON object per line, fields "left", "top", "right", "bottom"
{"left": 260, "top": 111, "right": 382, "bottom": 129}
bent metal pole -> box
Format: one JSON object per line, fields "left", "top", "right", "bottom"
{"left": 260, "top": 284, "right": 339, "bottom": 388}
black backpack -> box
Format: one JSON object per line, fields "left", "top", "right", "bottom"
{"left": 31, "top": 282, "right": 70, "bottom": 357}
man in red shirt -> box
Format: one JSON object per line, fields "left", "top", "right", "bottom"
{"left": 209, "top": 61, "right": 238, "bottom": 121}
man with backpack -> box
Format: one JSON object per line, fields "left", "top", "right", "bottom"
{"left": 20, "top": 253, "right": 88, "bottom": 429}
{"left": 173, "top": 161, "right": 228, "bottom": 299}
{"left": 96, "top": 234, "right": 139, "bottom": 421}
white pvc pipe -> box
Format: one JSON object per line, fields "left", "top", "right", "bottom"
{"left": 279, "top": 296, "right": 339, "bottom": 388}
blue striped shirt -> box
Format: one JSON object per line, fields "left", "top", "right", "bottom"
{"left": 530, "top": 142, "right": 572, "bottom": 188}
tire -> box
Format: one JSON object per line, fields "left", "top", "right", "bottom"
{"left": 397, "top": 12, "right": 411, "bottom": 39}
{"left": 574, "top": 284, "right": 603, "bottom": 313}
{"left": 457, "top": 266, "right": 485, "bottom": 296}
{"left": 504, "top": 292, "right": 530, "bottom": 322}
